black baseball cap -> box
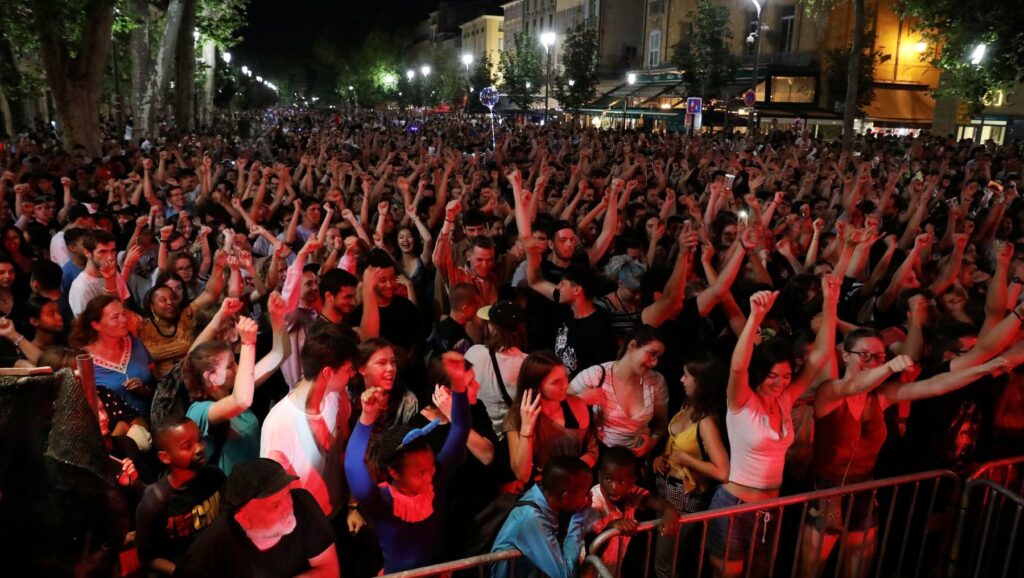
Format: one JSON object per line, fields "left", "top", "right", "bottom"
{"left": 477, "top": 300, "right": 524, "bottom": 328}
{"left": 224, "top": 458, "right": 298, "bottom": 509}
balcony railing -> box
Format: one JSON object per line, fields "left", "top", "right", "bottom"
{"left": 740, "top": 50, "right": 817, "bottom": 67}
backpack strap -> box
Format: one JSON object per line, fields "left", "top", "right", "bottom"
{"left": 512, "top": 500, "right": 542, "bottom": 512}
{"left": 489, "top": 347, "right": 514, "bottom": 407}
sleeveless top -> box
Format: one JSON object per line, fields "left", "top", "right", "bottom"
{"left": 662, "top": 411, "right": 709, "bottom": 494}
{"left": 813, "top": 394, "right": 887, "bottom": 483}
{"left": 726, "top": 391, "right": 794, "bottom": 489}
{"left": 503, "top": 398, "right": 595, "bottom": 479}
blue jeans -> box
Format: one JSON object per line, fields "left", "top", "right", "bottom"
{"left": 707, "top": 486, "right": 774, "bottom": 567}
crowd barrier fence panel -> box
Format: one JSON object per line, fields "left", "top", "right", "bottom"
{"left": 947, "top": 478, "right": 1024, "bottom": 578}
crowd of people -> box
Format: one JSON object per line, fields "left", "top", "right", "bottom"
{"left": 2, "top": 108, "right": 1023, "bottom": 578}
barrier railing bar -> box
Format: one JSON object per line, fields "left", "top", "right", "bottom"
{"left": 1001, "top": 504, "right": 1022, "bottom": 578}
{"left": 669, "top": 520, "right": 681, "bottom": 578}
{"left": 913, "top": 477, "right": 943, "bottom": 578}
{"left": 875, "top": 485, "right": 899, "bottom": 578}
{"left": 790, "top": 501, "right": 809, "bottom": 578}
{"left": 974, "top": 491, "right": 999, "bottom": 578}
{"left": 763, "top": 505, "right": 781, "bottom": 578}
{"left": 641, "top": 528, "right": 652, "bottom": 578}
{"left": 834, "top": 494, "right": 856, "bottom": 578}
{"left": 895, "top": 480, "right": 922, "bottom": 575}
{"left": 584, "top": 555, "right": 617, "bottom": 578}
{"left": 968, "top": 456, "right": 1024, "bottom": 481}
{"left": 743, "top": 510, "right": 757, "bottom": 578}
{"left": 697, "top": 519, "right": 708, "bottom": 578}
{"left": 379, "top": 549, "right": 522, "bottom": 578}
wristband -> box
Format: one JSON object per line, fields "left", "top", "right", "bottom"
{"left": 12, "top": 335, "right": 24, "bottom": 348}
{"left": 241, "top": 340, "right": 257, "bottom": 346}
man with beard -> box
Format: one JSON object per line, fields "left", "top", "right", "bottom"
{"left": 347, "top": 249, "right": 421, "bottom": 353}
{"left": 173, "top": 458, "right": 338, "bottom": 578}
{"left": 136, "top": 417, "right": 225, "bottom": 575}
{"left": 309, "top": 266, "right": 383, "bottom": 340}
{"left": 67, "top": 230, "right": 131, "bottom": 317}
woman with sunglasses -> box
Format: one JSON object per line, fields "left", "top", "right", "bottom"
{"left": 798, "top": 329, "right": 1013, "bottom": 578}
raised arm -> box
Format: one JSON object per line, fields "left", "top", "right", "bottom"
{"left": 586, "top": 181, "right": 620, "bottom": 266}
{"left": 357, "top": 266, "right": 381, "bottom": 340}
{"left": 786, "top": 275, "right": 840, "bottom": 400}
{"left": 727, "top": 290, "right": 778, "bottom": 411}
{"left": 432, "top": 200, "right": 462, "bottom": 284}
{"left": 524, "top": 238, "right": 559, "bottom": 301}
{"left": 204, "top": 317, "right": 258, "bottom": 425}
{"left": 254, "top": 291, "right": 290, "bottom": 385}
{"left": 950, "top": 303, "right": 1024, "bottom": 371}
{"left": 814, "top": 355, "right": 915, "bottom": 417}
{"left": 878, "top": 357, "right": 1013, "bottom": 407}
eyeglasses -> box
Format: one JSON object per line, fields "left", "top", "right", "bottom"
{"left": 845, "top": 350, "right": 887, "bottom": 364}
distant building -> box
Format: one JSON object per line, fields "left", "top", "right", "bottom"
{"left": 461, "top": 14, "right": 505, "bottom": 79}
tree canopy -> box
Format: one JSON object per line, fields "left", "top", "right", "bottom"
{"left": 499, "top": 32, "right": 542, "bottom": 112}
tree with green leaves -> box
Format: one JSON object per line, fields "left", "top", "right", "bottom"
{"left": 467, "top": 52, "right": 496, "bottom": 112}
{"left": 897, "top": 0, "right": 1024, "bottom": 115}
{"left": 802, "top": 0, "right": 865, "bottom": 151}
{"left": 824, "top": 27, "right": 880, "bottom": 116}
{"left": 553, "top": 28, "right": 599, "bottom": 121}
{"left": 499, "top": 32, "right": 542, "bottom": 114}
{"left": 670, "top": 0, "right": 736, "bottom": 108}
{"left": 18, "top": 0, "right": 116, "bottom": 155}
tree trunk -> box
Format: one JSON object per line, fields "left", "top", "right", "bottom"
{"left": 140, "top": 0, "right": 186, "bottom": 134}
{"left": 200, "top": 39, "right": 216, "bottom": 129}
{"left": 842, "top": 0, "right": 864, "bottom": 152}
{"left": 30, "top": 0, "right": 115, "bottom": 156}
{"left": 174, "top": 0, "right": 197, "bottom": 131}
{"left": 0, "top": 84, "right": 13, "bottom": 137}
{"left": 128, "top": 0, "right": 151, "bottom": 129}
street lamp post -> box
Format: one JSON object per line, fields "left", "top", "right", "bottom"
{"left": 540, "top": 32, "right": 556, "bottom": 126}
{"left": 748, "top": 0, "right": 766, "bottom": 133}
{"left": 624, "top": 72, "right": 636, "bottom": 130}
{"left": 420, "top": 65, "right": 431, "bottom": 108}
{"left": 461, "top": 54, "right": 474, "bottom": 114}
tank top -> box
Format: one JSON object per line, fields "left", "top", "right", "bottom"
{"left": 726, "top": 392, "right": 794, "bottom": 489}
{"left": 662, "top": 411, "right": 708, "bottom": 494}
{"left": 813, "top": 394, "right": 887, "bottom": 483}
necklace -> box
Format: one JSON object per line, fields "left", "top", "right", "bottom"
{"left": 148, "top": 316, "right": 179, "bottom": 339}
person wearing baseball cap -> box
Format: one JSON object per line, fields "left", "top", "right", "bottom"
{"left": 174, "top": 458, "right": 339, "bottom": 577}
{"left": 465, "top": 300, "right": 529, "bottom": 438}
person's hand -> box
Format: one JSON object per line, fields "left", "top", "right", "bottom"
{"left": 0, "top": 317, "right": 21, "bottom": 342}
{"left": 341, "top": 208, "right": 356, "bottom": 222}
{"left": 123, "top": 377, "right": 146, "bottom": 394}
{"left": 740, "top": 226, "right": 762, "bottom": 251}
{"left": 99, "top": 258, "right": 118, "bottom": 280}
{"left": 913, "top": 233, "right": 932, "bottom": 253}
{"left": 219, "top": 297, "right": 243, "bottom": 317}
{"left": 300, "top": 235, "right": 322, "bottom": 256}
{"left": 441, "top": 351, "right": 471, "bottom": 392}
{"left": 266, "top": 290, "right": 288, "bottom": 324}
{"left": 981, "top": 356, "right": 1013, "bottom": 377}
{"left": 812, "top": 218, "right": 825, "bottom": 235}
{"left": 652, "top": 455, "right": 670, "bottom": 475}
{"left": 659, "top": 511, "right": 680, "bottom": 537}
{"left": 610, "top": 518, "right": 639, "bottom": 535}
{"left": 432, "top": 385, "right": 453, "bottom": 420}
{"left": 773, "top": 191, "right": 786, "bottom": 205}
{"left": 213, "top": 249, "right": 228, "bottom": 269}
{"left": 821, "top": 274, "right": 842, "bottom": 305}
{"left": 135, "top": 215, "right": 150, "bottom": 231}
{"left": 953, "top": 233, "right": 969, "bottom": 252}
{"left": 124, "top": 243, "right": 144, "bottom": 266}
{"left": 274, "top": 241, "right": 292, "bottom": 260}
{"left": 518, "top": 388, "right": 542, "bottom": 437}
{"left": 908, "top": 294, "right": 930, "bottom": 323}
{"left": 377, "top": 201, "right": 389, "bottom": 216}
{"left": 885, "top": 354, "right": 915, "bottom": 374}
{"left": 360, "top": 387, "right": 386, "bottom": 422}
{"left": 748, "top": 290, "right": 779, "bottom": 319}
{"left": 995, "top": 240, "right": 1014, "bottom": 264}
{"left": 60, "top": 176, "right": 73, "bottom": 188}
{"left": 236, "top": 316, "right": 258, "bottom": 345}
{"left": 198, "top": 225, "right": 212, "bottom": 239}
{"left": 227, "top": 255, "right": 240, "bottom": 271}
{"left": 238, "top": 250, "right": 254, "bottom": 271}
{"left": 445, "top": 199, "right": 462, "bottom": 222}
{"left": 347, "top": 508, "right": 366, "bottom": 535}
{"left": 230, "top": 197, "right": 243, "bottom": 211}
{"left": 158, "top": 150, "right": 169, "bottom": 161}
{"left": 116, "top": 458, "right": 138, "bottom": 487}
{"left": 159, "top": 225, "right": 173, "bottom": 242}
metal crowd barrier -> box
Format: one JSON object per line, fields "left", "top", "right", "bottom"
{"left": 947, "top": 478, "right": 1024, "bottom": 578}
{"left": 379, "top": 549, "right": 523, "bottom": 578}
{"left": 968, "top": 455, "right": 1024, "bottom": 495}
{"left": 587, "top": 469, "right": 961, "bottom": 578}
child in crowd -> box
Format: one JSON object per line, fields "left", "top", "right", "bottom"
{"left": 589, "top": 447, "right": 680, "bottom": 576}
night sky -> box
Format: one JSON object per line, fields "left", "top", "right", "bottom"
{"left": 233, "top": 0, "right": 442, "bottom": 96}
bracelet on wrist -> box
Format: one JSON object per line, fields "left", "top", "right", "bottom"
{"left": 241, "top": 340, "right": 257, "bottom": 346}
{"left": 12, "top": 335, "right": 25, "bottom": 348}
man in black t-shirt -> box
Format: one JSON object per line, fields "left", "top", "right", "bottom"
{"left": 524, "top": 240, "right": 616, "bottom": 375}
{"left": 136, "top": 417, "right": 224, "bottom": 575}
{"left": 427, "top": 282, "right": 480, "bottom": 355}
{"left": 347, "top": 249, "right": 421, "bottom": 353}
{"left": 174, "top": 458, "right": 337, "bottom": 578}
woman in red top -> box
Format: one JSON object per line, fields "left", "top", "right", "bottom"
{"left": 799, "top": 328, "right": 1011, "bottom": 578}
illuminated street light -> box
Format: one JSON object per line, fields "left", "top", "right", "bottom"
{"left": 540, "top": 32, "right": 556, "bottom": 125}
{"left": 421, "top": 65, "right": 431, "bottom": 78}
{"left": 241, "top": 65, "right": 249, "bottom": 75}
{"left": 256, "top": 75, "right": 263, "bottom": 82}
{"left": 222, "top": 51, "right": 232, "bottom": 64}
{"left": 461, "top": 53, "right": 473, "bottom": 71}
{"left": 627, "top": 73, "right": 637, "bottom": 85}
{"left": 970, "top": 43, "right": 987, "bottom": 66}
{"left": 406, "top": 69, "right": 415, "bottom": 81}
{"left": 568, "top": 79, "right": 575, "bottom": 87}
{"left": 914, "top": 42, "right": 927, "bottom": 54}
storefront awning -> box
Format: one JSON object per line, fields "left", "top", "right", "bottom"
{"left": 864, "top": 87, "right": 935, "bottom": 125}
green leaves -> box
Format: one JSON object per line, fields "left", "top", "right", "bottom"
{"left": 499, "top": 32, "right": 543, "bottom": 112}
{"left": 670, "top": 0, "right": 736, "bottom": 103}
{"left": 897, "top": 0, "right": 1024, "bottom": 113}
{"left": 553, "top": 28, "right": 599, "bottom": 115}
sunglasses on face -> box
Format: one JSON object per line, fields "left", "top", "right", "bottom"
{"left": 845, "top": 350, "right": 886, "bottom": 364}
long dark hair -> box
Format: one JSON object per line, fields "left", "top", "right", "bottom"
{"left": 616, "top": 325, "right": 664, "bottom": 360}
{"left": 354, "top": 338, "right": 411, "bottom": 424}
{"left": 512, "top": 350, "right": 562, "bottom": 407}
{"left": 683, "top": 351, "right": 726, "bottom": 421}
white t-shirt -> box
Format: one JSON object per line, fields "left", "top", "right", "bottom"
{"left": 260, "top": 390, "right": 350, "bottom": 517}
{"left": 68, "top": 270, "right": 131, "bottom": 317}
{"left": 570, "top": 362, "right": 669, "bottom": 448}
{"left": 725, "top": 391, "right": 794, "bottom": 489}
{"left": 465, "top": 344, "right": 526, "bottom": 439}
{"left": 50, "top": 230, "right": 71, "bottom": 267}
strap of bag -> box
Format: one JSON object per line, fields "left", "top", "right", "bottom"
{"left": 489, "top": 347, "right": 513, "bottom": 407}
{"left": 695, "top": 417, "right": 710, "bottom": 462}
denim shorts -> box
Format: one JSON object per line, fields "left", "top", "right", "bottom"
{"left": 707, "top": 486, "right": 775, "bottom": 563}
{"left": 806, "top": 477, "right": 879, "bottom": 534}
